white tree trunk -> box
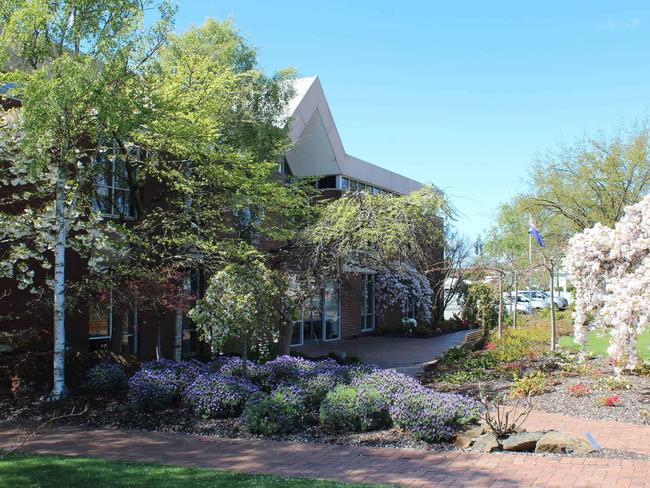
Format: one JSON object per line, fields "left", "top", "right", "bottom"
{"left": 497, "top": 275, "right": 503, "bottom": 339}
{"left": 49, "top": 164, "right": 68, "bottom": 400}
{"left": 173, "top": 275, "right": 191, "bottom": 361}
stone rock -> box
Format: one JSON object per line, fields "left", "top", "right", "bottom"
{"left": 471, "top": 432, "right": 501, "bottom": 453}
{"left": 502, "top": 432, "right": 544, "bottom": 452}
{"left": 453, "top": 424, "right": 486, "bottom": 448}
{"left": 534, "top": 431, "right": 594, "bottom": 455}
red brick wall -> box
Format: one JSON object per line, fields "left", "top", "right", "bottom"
{"left": 340, "top": 274, "right": 362, "bottom": 339}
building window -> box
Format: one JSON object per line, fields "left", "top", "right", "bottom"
{"left": 361, "top": 274, "right": 375, "bottom": 331}
{"left": 291, "top": 281, "right": 340, "bottom": 345}
{"left": 402, "top": 295, "right": 417, "bottom": 321}
{"left": 316, "top": 175, "right": 338, "bottom": 189}
{"left": 339, "top": 176, "right": 393, "bottom": 196}
{"left": 89, "top": 290, "right": 137, "bottom": 354}
{"left": 93, "top": 146, "right": 134, "bottom": 218}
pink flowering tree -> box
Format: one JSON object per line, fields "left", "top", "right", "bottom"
{"left": 565, "top": 194, "right": 650, "bottom": 371}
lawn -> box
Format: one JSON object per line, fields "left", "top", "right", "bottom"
{"left": 559, "top": 328, "right": 650, "bottom": 360}
{"left": 0, "top": 454, "right": 392, "bottom": 488}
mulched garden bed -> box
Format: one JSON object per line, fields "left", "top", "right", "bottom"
{"left": 2, "top": 388, "right": 648, "bottom": 460}
{"left": 422, "top": 350, "right": 650, "bottom": 425}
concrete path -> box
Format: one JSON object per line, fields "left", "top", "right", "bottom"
{"left": 294, "top": 329, "right": 473, "bottom": 375}
{"left": 1, "top": 421, "right": 649, "bottom": 487}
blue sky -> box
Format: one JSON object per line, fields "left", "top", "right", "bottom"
{"left": 175, "top": 1, "right": 650, "bottom": 240}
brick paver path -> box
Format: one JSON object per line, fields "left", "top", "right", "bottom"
{"left": 523, "top": 410, "right": 650, "bottom": 455}
{"left": 1, "top": 420, "right": 650, "bottom": 487}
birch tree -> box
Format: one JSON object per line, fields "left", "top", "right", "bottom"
{"left": 0, "top": 0, "right": 174, "bottom": 399}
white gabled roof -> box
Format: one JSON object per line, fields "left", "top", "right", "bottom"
{"left": 285, "top": 76, "right": 422, "bottom": 195}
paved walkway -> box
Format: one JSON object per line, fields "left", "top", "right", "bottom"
{"left": 294, "top": 329, "right": 473, "bottom": 375}
{"left": 1, "top": 420, "right": 649, "bottom": 487}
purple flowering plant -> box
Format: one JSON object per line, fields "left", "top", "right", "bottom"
{"left": 183, "top": 373, "right": 258, "bottom": 418}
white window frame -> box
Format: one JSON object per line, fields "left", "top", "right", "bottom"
{"left": 291, "top": 282, "right": 341, "bottom": 345}
{"left": 361, "top": 274, "right": 375, "bottom": 331}
{"left": 89, "top": 289, "right": 138, "bottom": 353}
{"left": 93, "top": 145, "right": 136, "bottom": 219}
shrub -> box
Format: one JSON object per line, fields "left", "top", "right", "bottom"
{"left": 598, "top": 394, "right": 620, "bottom": 407}
{"left": 597, "top": 376, "right": 631, "bottom": 391}
{"left": 296, "top": 372, "right": 340, "bottom": 411}
{"left": 510, "top": 371, "right": 547, "bottom": 398}
{"left": 140, "top": 359, "right": 207, "bottom": 395}
{"left": 244, "top": 385, "right": 306, "bottom": 435}
{"left": 390, "top": 387, "right": 480, "bottom": 442}
{"left": 351, "top": 369, "right": 420, "bottom": 398}
{"left": 183, "top": 374, "right": 258, "bottom": 418}
{"left": 212, "top": 357, "right": 273, "bottom": 391}
{"left": 264, "top": 356, "right": 315, "bottom": 386}
{"left": 319, "top": 385, "right": 390, "bottom": 432}
{"left": 127, "top": 369, "right": 178, "bottom": 411}
{"left": 86, "top": 361, "right": 128, "bottom": 395}
{"left": 567, "top": 383, "right": 590, "bottom": 397}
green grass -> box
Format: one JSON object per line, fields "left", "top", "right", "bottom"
{"left": 0, "top": 453, "right": 393, "bottom": 488}
{"left": 559, "top": 328, "right": 650, "bottom": 360}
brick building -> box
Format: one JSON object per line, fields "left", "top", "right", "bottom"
{"left": 0, "top": 77, "right": 440, "bottom": 359}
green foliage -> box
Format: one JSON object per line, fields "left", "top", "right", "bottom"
{"left": 510, "top": 371, "right": 547, "bottom": 398}
{"left": 300, "top": 188, "right": 449, "bottom": 286}
{"left": 458, "top": 282, "right": 499, "bottom": 328}
{"left": 319, "top": 385, "right": 390, "bottom": 432}
{"left": 189, "top": 259, "right": 284, "bottom": 359}
{"left": 597, "top": 376, "right": 632, "bottom": 391}
{"left": 244, "top": 386, "right": 307, "bottom": 435}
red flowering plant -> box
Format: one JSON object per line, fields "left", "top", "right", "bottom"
{"left": 484, "top": 342, "right": 497, "bottom": 350}
{"left": 567, "top": 383, "right": 590, "bottom": 397}
{"left": 598, "top": 394, "right": 620, "bottom": 407}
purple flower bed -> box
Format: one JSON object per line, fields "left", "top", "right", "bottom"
{"left": 244, "top": 385, "right": 306, "bottom": 435}
{"left": 86, "top": 361, "right": 128, "bottom": 395}
{"left": 213, "top": 357, "right": 273, "bottom": 391}
{"left": 264, "top": 355, "right": 316, "bottom": 386}
{"left": 141, "top": 359, "right": 208, "bottom": 394}
{"left": 296, "top": 372, "right": 340, "bottom": 411}
{"left": 183, "top": 373, "right": 259, "bottom": 418}
{"left": 389, "top": 386, "right": 481, "bottom": 442}
{"left": 127, "top": 368, "right": 178, "bottom": 411}
{"left": 351, "top": 369, "right": 420, "bottom": 399}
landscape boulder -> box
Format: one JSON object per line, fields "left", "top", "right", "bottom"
{"left": 453, "top": 424, "right": 486, "bottom": 448}
{"left": 534, "top": 431, "right": 594, "bottom": 455}
{"left": 502, "top": 432, "right": 544, "bottom": 452}
{"left": 471, "top": 432, "right": 501, "bottom": 453}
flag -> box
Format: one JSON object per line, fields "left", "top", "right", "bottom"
{"left": 529, "top": 218, "right": 545, "bottom": 248}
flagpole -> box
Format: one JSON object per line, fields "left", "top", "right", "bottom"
{"left": 528, "top": 214, "right": 533, "bottom": 291}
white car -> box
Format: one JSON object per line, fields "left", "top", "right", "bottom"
{"left": 518, "top": 290, "right": 548, "bottom": 310}
{"left": 502, "top": 293, "right": 533, "bottom": 315}
{"left": 541, "top": 291, "right": 568, "bottom": 310}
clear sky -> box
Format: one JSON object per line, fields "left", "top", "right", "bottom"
{"left": 174, "top": 1, "right": 650, "bottom": 240}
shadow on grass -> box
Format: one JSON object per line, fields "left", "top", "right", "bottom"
{"left": 0, "top": 453, "right": 390, "bottom": 488}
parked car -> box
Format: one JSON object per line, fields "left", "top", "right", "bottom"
{"left": 502, "top": 293, "right": 533, "bottom": 315}
{"left": 541, "top": 290, "right": 568, "bottom": 310}
{"left": 517, "top": 290, "right": 548, "bottom": 310}
{"left": 518, "top": 290, "right": 568, "bottom": 311}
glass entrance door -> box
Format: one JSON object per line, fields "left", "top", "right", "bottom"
{"left": 290, "top": 282, "right": 340, "bottom": 345}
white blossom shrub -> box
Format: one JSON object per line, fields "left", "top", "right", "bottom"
{"left": 565, "top": 194, "right": 650, "bottom": 371}
{"left": 375, "top": 263, "right": 433, "bottom": 323}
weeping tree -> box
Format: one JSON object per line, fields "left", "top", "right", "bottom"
{"left": 0, "top": 0, "right": 174, "bottom": 399}
{"left": 298, "top": 186, "right": 451, "bottom": 328}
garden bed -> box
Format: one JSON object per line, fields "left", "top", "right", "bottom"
{"left": 421, "top": 320, "right": 650, "bottom": 426}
